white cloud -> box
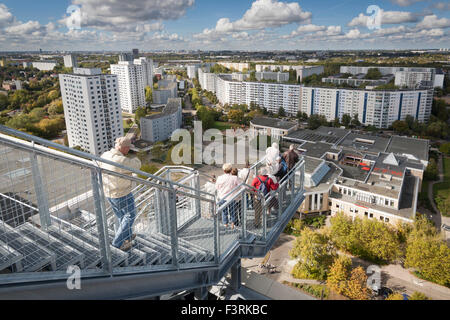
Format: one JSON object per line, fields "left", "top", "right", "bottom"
{"left": 5, "top": 21, "right": 44, "bottom": 35}
{"left": 0, "top": 4, "right": 14, "bottom": 27}
{"left": 202, "top": 0, "right": 311, "bottom": 36}
{"left": 292, "top": 24, "right": 326, "bottom": 34}
{"left": 390, "top": 0, "right": 424, "bottom": 7}
{"left": 60, "top": 0, "right": 194, "bottom": 31}
{"left": 416, "top": 15, "right": 450, "bottom": 29}
{"left": 348, "top": 10, "right": 420, "bottom": 27}
{"left": 432, "top": 2, "right": 450, "bottom": 11}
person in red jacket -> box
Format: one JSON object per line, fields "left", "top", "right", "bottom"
{"left": 251, "top": 167, "right": 279, "bottom": 227}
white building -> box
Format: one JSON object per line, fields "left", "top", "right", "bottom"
{"left": 187, "top": 65, "right": 198, "bottom": 79}
{"left": 110, "top": 61, "right": 146, "bottom": 114}
{"left": 255, "top": 72, "right": 289, "bottom": 82}
{"left": 255, "top": 65, "right": 324, "bottom": 82}
{"left": 299, "top": 86, "right": 433, "bottom": 128}
{"left": 134, "top": 57, "right": 154, "bottom": 88}
{"left": 198, "top": 68, "right": 218, "bottom": 93}
{"left": 341, "top": 66, "right": 444, "bottom": 88}
{"left": 140, "top": 98, "right": 182, "bottom": 143}
{"left": 217, "top": 62, "right": 249, "bottom": 72}
{"left": 59, "top": 68, "right": 124, "bottom": 156}
{"left": 63, "top": 54, "right": 78, "bottom": 68}
{"left": 32, "top": 61, "right": 57, "bottom": 71}
{"left": 153, "top": 78, "right": 178, "bottom": 105}
{"left": 215, "top": 75, "right": 301, "bottom": 116}
{"left": 22, "top": 61, "right": 32, "bottom": 68}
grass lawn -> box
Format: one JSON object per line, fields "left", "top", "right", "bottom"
{"left": 212, "top": 121, "right": 240, "bottom": 131}
{"left": 433, "top": 157, "right": 450, "bottom": 217}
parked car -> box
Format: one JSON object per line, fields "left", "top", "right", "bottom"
{"left": 372, "top": 287, "right": 393, "bottom": 299}
{"left": 442, "top": 224, "right": 450, "bottom": 232}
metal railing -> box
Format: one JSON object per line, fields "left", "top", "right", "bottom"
{"left": 0, "top": 125, "right": 304, "bottom": 287}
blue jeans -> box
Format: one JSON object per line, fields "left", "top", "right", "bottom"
{"left": 107, "top": 193, "right": 136, "bottom": 249}
{"left": 218, "top": 199, "right": 237, "bottom": 225}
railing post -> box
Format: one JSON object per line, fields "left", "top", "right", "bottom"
{"left": 168, "top": 187, "right": 179, "bottom": 268}
{"left": 195, "top": 173, "right": 201, "bottom": 219}
{"left": 30, "top": 151, "right": 51, "bottom": 229}
{"left": 262, "top": 201, "right": 267, "bottom": 240}
{"left": 90, "top": 168, "right": 112, "bottom": 274}
{"left": 278, "top": 186, "right": 283, "bottom": 218}
{"left": 214, "top": 205, "right": 220, "bottom": 264}
{"left": 241, "top": 193, "right": 247, "bottom": 240}
{"left": 290, "top": 173, "right": 295, "bottom": 203}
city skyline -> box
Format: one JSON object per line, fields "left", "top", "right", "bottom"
{"left": 0, "top": 0, "right": 449, "bottom": 51}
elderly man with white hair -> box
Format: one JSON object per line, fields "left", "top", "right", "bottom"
{"left": 100, "top": 137, "right": 141, "bottom": 251}
{"left": 265, "top": 142, "right": 281, "bottom": 177}
{"left": 215, "top": 163, "right": 241, "bottom": 228}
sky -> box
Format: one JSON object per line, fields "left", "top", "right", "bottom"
{"left": 0, "top": 0, "right": 449, "bottom": 51}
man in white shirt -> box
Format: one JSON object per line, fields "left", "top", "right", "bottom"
{"left": 100, "top": 137, "right": 141, "bottom": 251}
{"left": 215, "top": 163, "right": 240, "bottom": 228}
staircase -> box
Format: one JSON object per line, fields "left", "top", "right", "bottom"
{"left": 0, "top": 125, "right": 305, "bottom": 299}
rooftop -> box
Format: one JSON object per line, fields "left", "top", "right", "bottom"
{"left": 298, "top": 142, "right": 335, "bottom": 159}
{"left": 142, "top": 98, "right": 181, "bottom": 120}
{"left": 250, "top": 117, "right": 297, "bottom": 131}
{"left": 337, "top": 132, "right": 391, "bottom": 155}
{"left": 386, "top": 136, "right": 429, "bottom": 162}
{"left": 285, "top": 127, "right": 349, "bottom": 145}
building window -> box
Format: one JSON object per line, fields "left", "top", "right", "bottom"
{"left": 369, "top": 213, "right": 373, "bottom": 218}
{"left": 380, "top": 216, "right": 384, "bottom": 221}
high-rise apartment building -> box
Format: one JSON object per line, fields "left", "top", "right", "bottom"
{"left": 59, "top": 68, "right": 124, "bottom": 156}
{"left": 299, "top": 86, "right": 433, "bottom": 128}
{"left": 110, "top": 61, "right": 146, "bottom": 113}
{"left": 134, "top": 57, "right": 154, "bottom": 88}
{"left": 63, "top": 54, "right": 78, "bottom": 68}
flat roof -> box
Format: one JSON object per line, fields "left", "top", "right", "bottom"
{"left": 285, "top": 127, "right": 349, "bottom": 145}
{"left": 298, "top": 142, "right": 334, "bottom": 159}
{"left": 143, "top": 98, "right": 181, "bottom": 120}
{"left": 304, "top": 156, "right": 324, "bottom": 174}
{"left": 386, "top": 136, "right": 429, "bottom": 162}
{"left": 338, "top": 132, "right": 391, "bottom": 155}
{"left": 250, "top": 117, "right": 297, "bottom": 131}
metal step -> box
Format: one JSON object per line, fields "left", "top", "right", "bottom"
{"left": 0, "top": 222, "right": 56, "bottom": 272}
{"left": 92, "top": 228, "right": 158, "bottom": 267}
{"left": 134, "top": 236, "right": 173, "bottom": 265}
{"left": 15, "top": 223, "right": 85, "bottom": 270}
{"left": 138, "top": 234, "right": 194, "bottom": 264}
{"left": 0, "top": 240, "right": 23, "bottom": 272}
{"left": 66, "top": 228, "right": 128, "bottom": 267}
{"left": 47, "top": 226, "right": 101, "bottom": 269}
{"left": 152, "top": 233, "right": 213, "bottom": 263}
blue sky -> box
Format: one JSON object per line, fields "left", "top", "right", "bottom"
{"left": 0, "top": 0, "right": 449, "bottom": 51}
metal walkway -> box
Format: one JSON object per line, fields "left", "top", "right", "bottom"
{"left": 0, "top": 125, "right": 305, "bottom": 299}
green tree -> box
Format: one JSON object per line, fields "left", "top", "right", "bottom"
{"left": 392, "top": 120, "right": 410, "bottom": 134}
{"left": 290, "top": 228, "right": 336, "bottom": 281}
{"left": 327, "top": 255, "right": 352, "bottom": 295}
{"left": 386, "top": 293, "right": 404, "bottom": 300}
{"left": 308, "top": 114, "right": 328, "bottom": 130}
{"left": 351, "top": 114, "right": 361, "bottom": 127}
{"left": 135, "top": 106, "right": 147, "bottom": 125}
{"left": 196, "top": 105, "right": 216, "bottom": 130}
{"left": 29, "top": 107, "right": 46, "bottom": 122}
{"left": 365, "top": 68, "right": 382, "bottom": 80}
{"left": 145, "top": 86, "right": 153, "bottom": 104}
{"left": 440, "top": 143, "right": 450, "bottom": 156}
{"left": 341, "top": 114, "right": 351, "bottom": 128}
{"left": 409, "top": 292, "right": 431, "bottom": 300}
{"left": 426, "top": 121, "right": 448, "bottom": 138}
{"left": 278, "top": 106, "right": 286, "bottom": 117}
{"left": 0, "top": 94, "right": 8, "bottom": 111}
{"left": 344, "top": 267, "right": 370, "bottom": 300}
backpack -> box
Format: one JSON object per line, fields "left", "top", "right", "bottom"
{"left": 256, "top": 176, "right": 270, "bottom": 197}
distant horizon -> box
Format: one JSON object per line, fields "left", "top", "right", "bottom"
{"left": 0, "top": 0, "right": 449, "bottom": 51}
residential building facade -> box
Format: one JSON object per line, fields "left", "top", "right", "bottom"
{"left": 59, "top": 68, "right": 124, "bottom": 156}
{"left": 110, "top": 61, "right": 146, "bottom": 113}
{"left": 63, "top": 54, "right": 78, "bottom": 68}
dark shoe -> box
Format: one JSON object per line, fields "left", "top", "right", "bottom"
{"left": 119, "top": 240, "right": 132, "bottom": 252}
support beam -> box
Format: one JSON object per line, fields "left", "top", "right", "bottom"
{"left": 230, "top": 259, "right": 241, "bottom": 292}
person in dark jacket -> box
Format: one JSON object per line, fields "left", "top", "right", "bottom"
{"left": 283, "top": 145, "right": 299, "bottom": 171}
{"left": 251, "top": 167, "right": 279, "bottom": 227}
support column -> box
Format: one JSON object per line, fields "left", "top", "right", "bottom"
{"left": 30, "top": 152, "right": 51, "bottom": 229}
{"left": 230, "top": 259, "right": 242, "bottom": 292}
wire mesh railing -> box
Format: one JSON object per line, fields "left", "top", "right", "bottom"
{"left": 0, "top": 125, "right": 304, "bottom": 286}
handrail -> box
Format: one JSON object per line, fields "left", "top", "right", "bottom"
{"left": 0, "top": 126, "right": 215, "bottom": 199}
